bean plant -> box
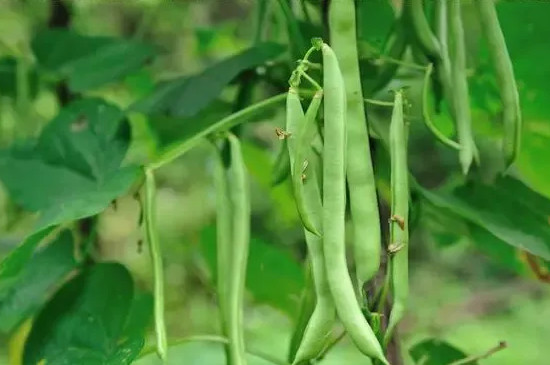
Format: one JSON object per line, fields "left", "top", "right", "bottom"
{"left": 0, "top": 1, "right": 549, "bottom": 365}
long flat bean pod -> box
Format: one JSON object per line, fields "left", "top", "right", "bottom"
{"left": 321, "top": 43, "right": 388, "bottom": 365}
{"left": 286, "top": 88, "right": 321, "bottom": 236}
{"left": 143, "top": 168, "right": 168, "bottom": 360}
{"left": 475, "top": 0, "right": 521, "bottom": 168}
{"left": 384, "top": 91, "right": 409, "bottom": 346}
{"left": 329, "top": 0, "right": 381, "bottom": 297}
{"left": 226, "top": 133, "right": 250, "bottom": 365}
{"left": 448, "top": 0, "right": 476, "bottom": 174}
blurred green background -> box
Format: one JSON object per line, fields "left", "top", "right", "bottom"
{"left": 0, "top": 0, "right": 549, "bottom": 364}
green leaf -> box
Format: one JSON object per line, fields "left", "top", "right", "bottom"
{"left": 0, "top": 98, "right": 141, "bottom": 233}
{"left": 199, "top": 226, "right": 304, "bottom": 316}
{"left": 131, "top": 42, "right": 285, "bottom": 118}
{"left": 417, "top": 176, "right": 550, "bottom": 261}
{"left": 409, "top": 338, "right": 473, "bottom": 365}
{"left": 23, "top": 263, "right": 147, "bottom": 365}
{"left": 31, "top": 29, "right": 155, "bottom": 92}
{"left": 134, "top": 341, "right": 275, "bottom": 365}
{"left": 0, "top": 230, "right": 78, "bottom": 333}
{"left": 0, "top": 57, "right": 39, "bottom": 98}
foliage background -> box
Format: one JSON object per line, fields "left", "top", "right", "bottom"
{"left": 0, "top": 0, "right": 549, "bottom": 364}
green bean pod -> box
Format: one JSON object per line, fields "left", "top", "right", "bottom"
{"left": 475, "top": 0, "right": 521, "bottom": 168}
{"left": 287, "top": 88, "right": 321, "bottom": 236}
{"left": 448, "top": 0, "right": 476, "bottom": 174}
{"left": 406, "top": 0, "right": 441, "bottom": 59}
{"left": 143, "top": 167, "right": 168, "bottom": 360}
{"left": 329, "top": 0, "right": 381, "bottom": 298}
{"left": 434, "top": 0, "right": 456, "bottom": 119}
{"left": 422, "top": 63, "right": 461, "bottom": 150}
{"left": 321, "top": 43, "right": 388, "bottom": 365}
{"left": 214, "top": 146, "right": 232, "bottom": 341}
{"left": 226, "top": 133, "right": 250, "bottom": 365}
{"left": 384, "top": 90, "right": 409, "bottom": 346}
{"left": 292, "top": 131, "right": 336, "bottom": 365}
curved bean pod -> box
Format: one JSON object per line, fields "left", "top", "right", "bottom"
{"left": 286, "top": 88, "right": 321, "bottom": 236}
{"left": 475, "top": 0, "right": 521, "bottom": 168}
{"left": 321, "top": 43, "right": 388, "bottom": 365}
{"left": 407, "top": 0, "right": 441, "bottom": 59}
{"left": 448, "top": 0, "right": 476, "bottom": 174}
{"left": 422, "top": 63, "right": 461, "bottom": 150}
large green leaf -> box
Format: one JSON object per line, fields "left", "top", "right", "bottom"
{"left": 31, "top": 29, "right": 155, "bottom": 92}
{"left": 409, "top": 338, "right": 473, "bottom": 365}
{"left": 199, "top": 226, "right": 304, "bottom": 316}
{"left": 131, "top": 42, "right": 285, "bottom": 118}
{"left": 0, "top": 230, "right": 78, "bottom": 333}
{"left": 417, "top": 176, "right": 550, "bottom": 261}
{"left": 23, "top": 263, "right": 148, "bottom": 365}
{"left": 0, "top": 98, "right": 141, "bottom": 233}
{"left": 134, "top": 341, "right": 274, "bottom": 365}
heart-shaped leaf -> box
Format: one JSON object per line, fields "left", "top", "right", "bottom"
{"left": 23, "top": 263, "right": 149, "bottom": 365}
{"left": 0, "top": 98, "right": 141, "bottom": 234}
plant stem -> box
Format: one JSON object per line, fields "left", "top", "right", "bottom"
{"left": 149, "top": 93, "right": 286, "bottom": 171}
{"left": 448, "top": 342, "right": 507, "bottom": 365}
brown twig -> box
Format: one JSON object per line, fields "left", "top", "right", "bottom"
{"left": 521, "top": 251, "right": 550, "bottom": 283}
